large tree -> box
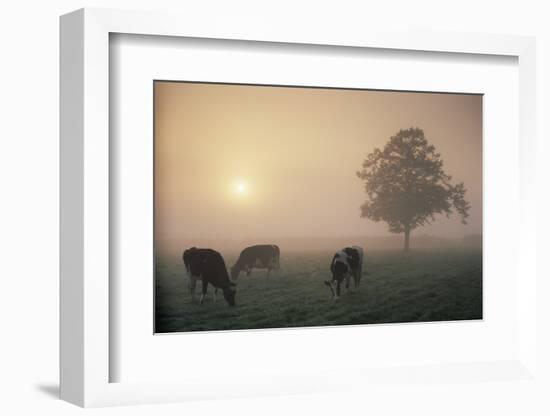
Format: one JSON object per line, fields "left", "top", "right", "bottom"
{"left": 356, "top": 128, "right": 470, "bottom": 251}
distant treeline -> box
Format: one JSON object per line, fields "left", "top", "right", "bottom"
{"left": 156, "top": 234, "right": 482, "bottom": 256}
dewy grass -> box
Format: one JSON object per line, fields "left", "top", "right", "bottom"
{"left": 155, "top": 248, "right": 482, "bottom": 333}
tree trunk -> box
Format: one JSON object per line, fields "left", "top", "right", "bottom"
{"left": 404, "top": 228, "right": 410, "bottom": 252}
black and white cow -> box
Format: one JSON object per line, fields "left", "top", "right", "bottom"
{"left": 230, "top": 245, "right": 280, "bottom": 280}
{"left": 324, "top": 246, "right": 364, "bottom": 299}
{"left": 182, "top": 247, "right": 237, "bottom": 306}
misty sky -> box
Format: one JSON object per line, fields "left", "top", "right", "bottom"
{"left": 154, "top": 82, "right": 482, "bottom": 244}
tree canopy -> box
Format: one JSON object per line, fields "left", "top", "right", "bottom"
{"left": 356, "top": 127, "right": 470, "bottom": 250}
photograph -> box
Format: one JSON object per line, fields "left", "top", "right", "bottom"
{"left": 154, "top": 81, "right": 483, "bottom": 333}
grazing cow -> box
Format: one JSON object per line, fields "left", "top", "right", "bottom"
{"left": 182, "top": 247, "right": 236, "bottom": 306}
{"left": 230, "top": 244, "right": 280, "bottom": 280}
{"left": 183, "top": 247, "right": 206, "bottom": 302}
{"left": 324, "top": 246, "right": 364, "bottom": 299}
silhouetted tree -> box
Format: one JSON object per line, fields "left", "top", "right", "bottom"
{"left": 356, "top": 128, "right": 470, "bottom": 251}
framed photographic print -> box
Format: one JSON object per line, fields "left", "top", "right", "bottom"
{"left": 153, "top": 81, "right": 482, "bottom": 334}
{"left": 60, "top": 8, "right": 538, "bottom": 408}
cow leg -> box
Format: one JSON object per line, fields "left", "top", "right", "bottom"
{"left": 199, "top": 279, "right": 208, "bottom": 304}
{"left": 213, "top": 288, "right": 217, "bottom": 303}
{"left": 335, "top": 281, "right": 341, "bottom": 299}
{"left": 325, "top": 281, "right": 335, "bottom": 299}
{"left": 189, "top": 277, "right": 197, "bottom": 302}
{"left": 345, "top": 274, "right": 350, "bottom": 290}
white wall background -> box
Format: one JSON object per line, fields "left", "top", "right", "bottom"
{"left": 0, "top": 0, "right": 548, "bottom": 415}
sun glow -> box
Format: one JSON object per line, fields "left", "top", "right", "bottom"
{"left": 233, "top": 180, "right": 249, "bottom": 196}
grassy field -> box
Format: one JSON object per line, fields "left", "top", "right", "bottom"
{"left": 155, "top": 248, "right": 482, "bottom": 333}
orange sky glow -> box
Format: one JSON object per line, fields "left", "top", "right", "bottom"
{"left": 154, "top": 82, "right": 482, "bottom": 250}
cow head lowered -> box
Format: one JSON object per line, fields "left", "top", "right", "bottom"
{"left": 325, "top": 246, "right": 364, "bottom": 299}
{"left": 183, "top": 247, "right": 238, "bottom": 307}
{"left": 230, "top": 245, "right": 281, "bottom": 281}
{"left": 222, "top": 282, "right": 237, "bottom": 306}
{"left": 325, "top": 259, "right": 350, "bottom": 299}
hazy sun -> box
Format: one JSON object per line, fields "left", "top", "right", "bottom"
{"left": 233, "top": 180, "right": 249, "bottom": 196}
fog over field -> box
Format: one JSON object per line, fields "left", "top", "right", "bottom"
{"left": 154, "top": 82, "right": 482, "bottom": 253}
{"left": 156, "top": 234, "right": 482, "bottom": 258}
{"left": 154, "top": 82, "right": 483, "bottom": 332}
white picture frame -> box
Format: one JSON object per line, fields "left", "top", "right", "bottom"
{"left": 60, "top": 7, "right": 538, "bottom": 408}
